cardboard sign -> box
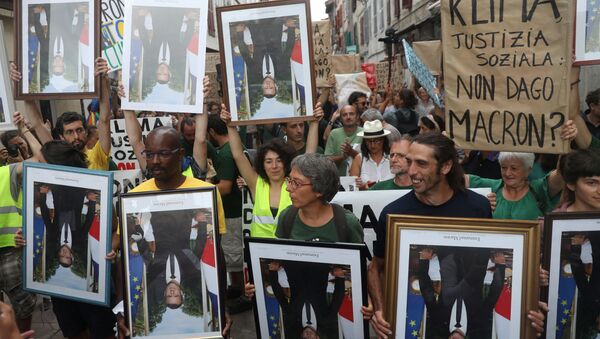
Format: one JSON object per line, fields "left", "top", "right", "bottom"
{"left": 101, "top": 0, "right": 125, "bottom": 72}
{"left": 313, "top": 21, "right": 332, "bottom": 87}
{"left": 374, "top": 61, "right": 404, "bottom": 92}
{"left": 205, "top": 53, "right": 221, "bottom": 102}
{"left": 441, "top": 0, "right": 573, "bottom": 153}
{"left": 412, "top": 40, "right": 442, "bottom": 76}
{"left": 110, "top": 117, "right": 171, "bottom": 170}
{"left": 335, "top": 72, "right": 370, "bottom": 106}
{"left": 331, "top": 54, "right": 361, "bottom": 74}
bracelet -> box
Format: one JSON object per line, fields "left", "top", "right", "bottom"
{"left": 328, "top": 120, "right": 335, "bottom": 126}
{"left": 571, "top": 79, "right": 581, "bottom": 87}
{"left": 22, "top": 129, "right": 31, "bottom": 134}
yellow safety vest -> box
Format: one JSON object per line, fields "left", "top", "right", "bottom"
{"left": 182, "top": 165, "right": 193, "bottom": 177}
{"left": 250, "top": 177, "right": 292, "bottom": 238}
{"left": 0, "top": 166, "right": 22, "bottom": 248}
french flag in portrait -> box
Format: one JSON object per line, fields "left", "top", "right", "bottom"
{"left": 338, "top": 294, "right": 354, "bottom": 338}
{"left": 88, "top": 214, "right": 101, "bottom": 287}
{"left": 79, "top": 22, "right": 90, "bottom": 67}
{"left": 290, "top": 41, "right": 305, "bottom": 105}
{"left": 186, "top": 32, "right": 200, "bottom": 94}
{"left": 494, "top": 283, "right": 511, "bottom": 339}
{"left": 201, "top": 237, "right": 219, "bottom": 315}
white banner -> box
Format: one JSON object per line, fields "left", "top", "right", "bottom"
{"left": 112, "top": 169, "right": 144, "bottom": 206}
{"left": 110, "top": 117, "right": 171, "bottom": 170}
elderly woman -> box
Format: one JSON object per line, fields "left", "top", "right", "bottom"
{"left": 277, "top": 153, "right": 364, "bottom": 242}
{"left": 349, "top": 120, "right": 393, "bottom": 190}
{"left": 466, "top": 152, "right": 564, "bottom": 220}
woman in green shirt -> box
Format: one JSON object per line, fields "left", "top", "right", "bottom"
{"left": 466, "top": 152, "right": 564, "bottom": 220}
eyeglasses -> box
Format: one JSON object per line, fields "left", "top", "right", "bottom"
{"left": 141, "top": 148, "right": 181, "bottom": 160}
{"left": 285, "top": 177, "right": 312, "bottom": 190}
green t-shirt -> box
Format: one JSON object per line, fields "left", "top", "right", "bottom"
{"left": 591, "top": 136, "right": 600, "bottom": 150}
{"left": 468, "top": 173, "right": 560, "bottom": 220}
{"left": 324, "top": 127, "right": 363, "bottom": 176}
{"left": 213, "top": 142, "right": 243, "bottom": 218}
{"left": 369, "top": 178, "right": 412, "bottom": 191}
{"left": 275, "top": 206, "right": 364, "bottom": 243}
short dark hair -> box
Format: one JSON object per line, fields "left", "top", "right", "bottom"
{"left": 207, "top": 114, "right": 228, "bottom": 136}
{"left": 360, "top": 137, "right": 390, "bottom": 161}
{"left": 179, "top": 116, "right": 195, "bottom": 132}
{"left": 399, "top": 89, "right": 418, "bottom": 109}
{"left": 419, "top": 114, "right": 445, "bottom": 132}
{"left": 255, "top": 139, "right": 295, "bottom": 182}
{"left": 348, "top": 91, "right": 367, "bottom": 105}
{"left": 585, "top": 88, "right": 600, "bottom": 108}
{"left": 0, "top": 130, "right": 20, "bottom": 148}
{"left": 41, "top": 141, "right": 88, "bottom": 168}
{"left": 559, "top": 149, "right": 600, "bottom": 205}
{"left": 412, "top": 133, "right": 465, "bottom": 192}
{"left": 55, "top": 112, "right": 87, "bottom": 136}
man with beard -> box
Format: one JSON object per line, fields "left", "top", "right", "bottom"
{"left": 370, "top": 136, "right": 413, "bottom": 190}
{"left": 54, "top": 58, "right": 112, "bottom": 170}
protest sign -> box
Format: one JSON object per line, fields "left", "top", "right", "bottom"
{"left": 313, "top": 21, "right": 332, "bottom": 87}
{"left": 374, "top": 61, "right": 404, "bottom": 92}
{"left": 361, "top": 64, "right": 376, "bottom": 89}
{"left": 335, "top": 72, "right": 370, "bottom": 106}
{"left": 241, "top": 187, "right": 254, "bottom": 238}
{"left": 205, "top": 53, "right": 221, "bottom": 102}
{"left": 403, "top": 40, "right": 442, "bottom": 107}
{"left": 331, "top": 54, "right": 361, "bottom": 74}
{"left": 101, "top": 0, "right": 125, "bottom": 72}
{"left": 110, "top": 117, "right": 171, "bottom": 170}
{"left": 112, "top": 169, "right": 144, "bottom": 206}
{"left": 441, "top": 0, "right": 573, "bottom": 153}
{"left": 412, "top": 40, "right": 442, "bottom": 75}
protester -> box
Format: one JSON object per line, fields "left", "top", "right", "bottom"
{"left": 370, "top": 136, "right": 413, "bottom": 190}
{"left": 360, "top": 108, "right": 401, "bottom": 143}
{"left": 382, "top": 88, "right": 419, "bottom": 135}
{"left": 349, "top": 120, "right": 393, "bottom": 189}
{"left": 582, "top": 88, "right": 600, "bottom": 139}
{"left": 348, "top": 91, "right": 368, "bottom": 115}
{"left": 280, "top": 120, "right": 324, "bottom": 158}
{"left": 325, "top": 104, "right": 363, "bottom": 176}
{"left": 415, "top": 87, "right": 435, "bottom": 117}
{"left": 418, "top": 113, "right": 444, "bottom": 134}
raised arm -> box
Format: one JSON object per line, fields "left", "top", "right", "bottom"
{"left": 95, "top": 58, "right": 112, "bottom": 155}
{"left": 13, "top": 112, "right": 42, "bottom": 161}
{"left": 305, "top": 102, "right": 323, "bottom": 154}
{"left": 118, "top": 83, "right": 146, "bottom": 170}
{"left": 193, "top": 76, "right": 211, "bottom": 172}
{"left": 220, "top": 107, "right": 258, "bottom": 195}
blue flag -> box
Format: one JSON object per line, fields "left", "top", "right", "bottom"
{"left": 28, "top": 33, "right": 39, "bottom": 84}
{"left": 264, "top": 290, "right": 281, "bottom": 339}
{"left": 128, "top": 252, "right": 144, "bottom": 321}
{"left": 232, "top": 54, "right": 246, "bottom": 111}
{"left": 33, "top": 214, "right": 44, "bottom": 268}
{"left": 405, "top": 288, "right": 425, "bottom": 338}
{"left": 555, "top": 268, "right": 577, "bottom": 338}
{"left": 402, "top": 39, "right": 441, "bottom": 107}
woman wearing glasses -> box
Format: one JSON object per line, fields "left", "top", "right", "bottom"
{"left": 220, "top": 104, "right": 323, "bottom": 238}
{"left": 349, "top": 120, "right": 393, "bottom": 190}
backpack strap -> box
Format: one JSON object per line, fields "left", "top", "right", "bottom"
{"left": 528, "top": 184, "right": 547, "bottom": 214}
{"left": 331, "top": 204, "right": 349, "bottom": 242}
{"left": 279, "top": 206, "right": 299, "bottom": 239}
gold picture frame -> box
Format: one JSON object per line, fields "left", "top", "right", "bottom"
{"left": 384, "top": 215, "right": 539, "bottom": 339}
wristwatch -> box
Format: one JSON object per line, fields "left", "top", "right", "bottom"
{"left": 327, "top": 120, "right": 335, "bottom": 126}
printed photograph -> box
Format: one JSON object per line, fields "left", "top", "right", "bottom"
{"left": 0, "top": 21, "right": 15, "bottom": 129}
{"left": 20, "top": 0, "right": 96, "bottom": 95}
{"left": 218, "top": 1, "right": 315, "bottom": 123}
{"left": 246, "top": 238, "right": 368, "bottom": 339}
{"left": 121, "top": 189, "right": 223, "bottom": 338}
{"left": 122, "top": 0, "right": 208, "bottom": 113}
{"left": 575, "top": 0, "right": 600, "bottom": 64}
{"left": 404, "top": 245, "right": 514, "bottom": 339}
{"left": 24, "top": 163, "right": 113, "bottom": 306}
{"left": 544, "top": 213, "right": 600, "bottom": 339}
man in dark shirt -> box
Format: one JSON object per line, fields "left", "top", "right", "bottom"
{"left": 367, "top": 133, "right": 492, "bottom": 337}
{"left": 582, "top": 88, "right": 600, "bottom": 139}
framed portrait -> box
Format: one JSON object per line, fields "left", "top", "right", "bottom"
{"left": 121, "top": 0, "right": 209, "bottom": 114}
{"left": 120, "top": 188, "right": 225, "bottom": 338}
{"left": 542, "top": 212, "right": 600, "bottom": 339}
{"left": 22, "top": 162, "right": 114, "bottom": 306}
{"left": 575, "top": 0, "right": 600, "bottom": 65}
{"left": 0, "top": 21, "right": 16, "bottom": 131}
{"left": 245, "top": 237, "right": 369, "bottom": 339}
{"left": 14, "top": 0, "right": 100, "bottom": 99}
{"left": 217, "top": 0, "right": 316, "bottom": 125}
{"left": 384, "top": 215, "right": 540, "bottom": 339}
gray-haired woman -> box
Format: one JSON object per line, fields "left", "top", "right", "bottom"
{"left": 276, "top": 153, "right": 364, "bottom": 242}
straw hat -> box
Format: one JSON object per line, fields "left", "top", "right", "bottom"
{"left": 357, "top": 120, "right": 391, "bottom": 139}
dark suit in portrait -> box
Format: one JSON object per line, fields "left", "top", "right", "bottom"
{"left": 269, "top": 261, "right": 345, "bottom": 339}
{"left": 418, "top": 258, "right": 451, "bottom": 339}
{"left": 570, "top": 233, "right": 600, "bottom": 339}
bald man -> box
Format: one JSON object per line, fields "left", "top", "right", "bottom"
{"left": 324, "top": 105, "right": 363, "bottom": 176}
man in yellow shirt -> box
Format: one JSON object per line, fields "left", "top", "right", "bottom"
{"left": 54, "top": 58, "right": 112, "bottom": 170}
{"left": 129, "top": 126, "right": 230, "bottom": 335}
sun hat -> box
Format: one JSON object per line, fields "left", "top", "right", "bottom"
{"left": 357, "top": 120, "right": 391, "bottom": 139}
